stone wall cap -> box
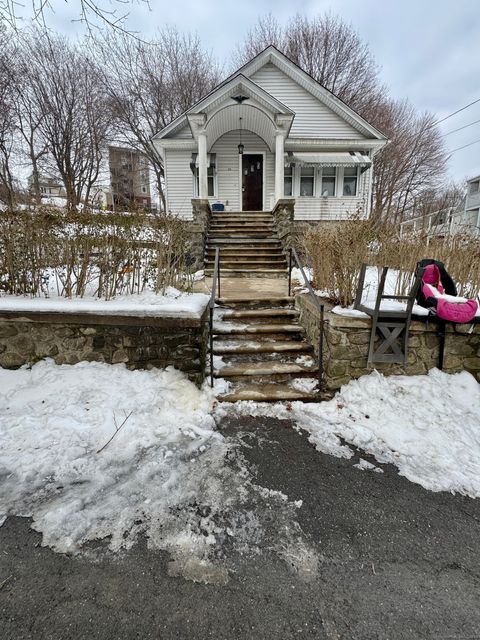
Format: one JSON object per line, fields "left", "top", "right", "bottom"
{"left": 0, "top": 293, "right": 209, "bottom": 323}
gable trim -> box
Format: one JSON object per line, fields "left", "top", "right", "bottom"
{"left": 226, "top": 46, "right": 387, "bottom": 141}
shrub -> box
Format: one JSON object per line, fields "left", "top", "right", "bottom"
{"left": 304, "top": 220, "right": 480, "bottom": 306}
{"left": 0, "top": 209, "right": 195, "bottom": 299}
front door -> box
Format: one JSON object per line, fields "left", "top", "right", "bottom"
{"left": 242, "top": 154, "right": 263, "bottom": 211}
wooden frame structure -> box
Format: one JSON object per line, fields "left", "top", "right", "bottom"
{"left": 354, "top": 264, "right": 423, "bottom": 365}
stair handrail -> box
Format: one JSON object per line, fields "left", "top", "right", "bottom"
{"left": 209, "top": 247, "right": 221, "bottom": 388}
{"left": 288, "top": 247, "right": 324, "bottom": 385}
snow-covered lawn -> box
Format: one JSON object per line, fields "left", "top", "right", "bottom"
{"left": 1, "top": 360, "right": 479, "bottom": 583}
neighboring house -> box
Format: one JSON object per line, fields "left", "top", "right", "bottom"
{"left": 153, "top": 46, "right": 388, "bottom": 221}
{"left": 28, "top": 174, "right": 67, "bottom": 200}
{"left": 401, "top": 176, "right": 480, "bottom": 239}
{"left": 109, "top": 146, "right": 151, "bottom": 210}
{"left": 464, "top": 174, "right": 480, "bottom": 232}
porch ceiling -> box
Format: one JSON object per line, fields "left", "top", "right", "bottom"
{"left": 203, "top": 104, "right": 281, "bottom": 151}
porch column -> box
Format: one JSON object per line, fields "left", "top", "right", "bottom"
{"left": 197, "top": 132, "right": 208, "bottom": 199}
{"left": 274, "top": 131, "right": 285, "bottom": 203}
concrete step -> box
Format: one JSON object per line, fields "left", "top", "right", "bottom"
{"left": 206, "top": 238, "right": 281, "bottom": 245}
{"left": 212, "top": 339, "right": 312, "bottom": 355}
{"left": 209, "top": 223, "right": 274, "bottom": 229}
{"left": 208, "top": 234, "right": 277, "bottom": 240}
{"left": 210, "top": 220, "right": 275, "bottom": 229}
{"left": 211, "top": 212, "right": 272, "bottom": 217}
{"left": 213, "top": 322, "right": 303, "bottom": 335}
{"left": 216, "top": 296, "right": 295, "bottom": 307}
{"left": 220, "top": 308, "right": 298, "bottom": 319}
{"left": 205, "top": 268, "right": 287, "bottom": 278}
{"left": 205, "top": 260, "right": 287, "bottom": 269}
{"left": 214, "top": 361, "right": 317, "bottom": 378}
{"left": 217, "top": 383, "right": 325, "bottom": 403}
{"left": 206, "top": 248, "right": 284, "bottom": 255}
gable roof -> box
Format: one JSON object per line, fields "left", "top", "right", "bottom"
{"left": 155, "top": 74, "right": 294, "bottom": 140}
{"left": 154, "top": 45, "right": 387, "bottom": 142}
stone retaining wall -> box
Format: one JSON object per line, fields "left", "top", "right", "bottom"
{"left": 0, "top": 309, "right": 208, "bottom": 386}
{"left": 190, "top": 198, "right": 211, "bottom": 269}
{"left": 296, "top": 294, "right": 480, "bottom": 390}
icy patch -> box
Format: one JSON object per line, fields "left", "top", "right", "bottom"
{"left": 354, "top": 458, "right": 384, "bottom": 473}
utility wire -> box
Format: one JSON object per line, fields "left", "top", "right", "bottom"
{"left": 444, "top": 118, "right": 480, "bottom": 136}
{"left": 449, "top": 137, "right": 480, "bottom": 154}
{"left": 433, "top": 98, "right": 480, "bottom": 126}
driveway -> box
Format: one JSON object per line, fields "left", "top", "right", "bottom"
{"left": 1, "top": 415, "right": 480, "bottom": 640}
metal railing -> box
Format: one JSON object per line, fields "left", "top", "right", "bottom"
{"left": 209, "top": 247, "right": 221, "bottom": 387}
{"left": 288, "top": 247, "right": 324, "bottom": 385}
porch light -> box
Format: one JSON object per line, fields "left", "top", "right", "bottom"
{"left": 238, "top": 117, "right": 244, "bottom": 155}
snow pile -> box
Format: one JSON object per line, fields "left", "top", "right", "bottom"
{"left": 0, "top": 361, "right": 220, "bottom": 552}
{"left": 218, "top": 369, "right": 480, "bottom": 497}
{"left": 0, "top": 288, "right": 209, "bottom": 319}
{"left": 0, "top": 360, "right": 315, "bottom": 582}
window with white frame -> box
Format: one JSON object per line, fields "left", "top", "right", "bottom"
{"left": 195, "top": 166, "right": 215, "bottom": 197}
{"left": 300, "top": 166, "right": 315, "bottom": 196}
{"left": 343, "top": 166, "right": 359, "bottom": 196}
{"left": 321, "top": 167, "right": 336, "bottom": 196}
{"left": 284, "top": 165, "right": 293, "bottom": 197}
{"left": 469, "top": 180, "right": 480, "bottom": 195}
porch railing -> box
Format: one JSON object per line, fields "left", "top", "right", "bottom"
{"left": 209, "top": 247, "right": 221, "bottom": 388}
{"left": 288, "top": 247, "right": 324, "bottom": 385}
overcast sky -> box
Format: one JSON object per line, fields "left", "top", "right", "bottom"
{"left": 26, "top": 0, "right": 480, "bottom": 183}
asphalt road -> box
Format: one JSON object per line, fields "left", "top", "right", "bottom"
{"left": 1, "top": 416, "right": 480, "bottom": 640}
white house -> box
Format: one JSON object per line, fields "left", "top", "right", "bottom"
{"left": 400, "top": 175, "right": 480, "bottom": 239}
{"left": 153, "top": 46, "right": 388, "bottom": 221}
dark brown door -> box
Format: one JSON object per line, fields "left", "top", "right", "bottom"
{"left": 242, "top": 154, "right": 263, "bottom": 211}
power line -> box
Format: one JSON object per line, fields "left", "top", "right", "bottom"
{"left": 444, "top": 118, "right": 480, "bottom": 136}
{"left": 449, "top": 137, "right": 480, "bottom": 154}
{"left": 433, "top": 98, "right": 480, "bottom": 126}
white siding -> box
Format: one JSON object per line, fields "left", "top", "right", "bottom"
{"left": 173, "top": 125, "right": 193, "bottom": 139}
{"left": 209, "top": 130, "right": 273, "bottom": 211}
{"left": 164, "top": 131, "right": 274, "bottom": 217}
{"left": 164, "top": 149, "right": 194, "bottom": 219}
{"left": 293, "top": 167, "right": 370, "bottom": 221}
{"left": 251, "top": 63, "right": 364, "bottom": 140}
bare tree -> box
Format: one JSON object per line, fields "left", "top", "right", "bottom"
{"left": 96, "top": 27, "right": 220, "bottom": 209}
{"left": 0, "top": 23, "right": 17, "bottom": 208}
{"left": 371, "top": 99, "right": 449, "bottom": 224}
{"left": 1, "top": 1, "right": 150, "bottom": 37}
{"left": 235, "top": 13, "right": 385, "bottom": 116}
{"left": 26, "top": 29, "right": 111, "bottom": 210}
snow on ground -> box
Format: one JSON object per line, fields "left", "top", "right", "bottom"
{"left": 216, "top": 368, "right": 480, "bottom": 498}
{"left": 0, "top": 360, "right": 315, "bottom": 583}
{"left": 0, "top": 288, "right": 209, "bottom": 319}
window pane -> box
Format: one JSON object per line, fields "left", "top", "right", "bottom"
{"left": 208, "top": 176, "right": 214, "bottom": 197}
{"left": 343, "top": 176, "right": 357, "bottom": 196}
{"left": 284, "top": 177, "right": 293, "bottom": 197}
{"left": 300, "top": 167, "right": 314, "bottom": 196}
{"left": 301, "top": 166, "right": 314, "bottom": 176}
{"left": 322, "top": 166, "right": 336, "bottom": 177}
{"left": 321, "top": 177, "right": 335, "bottom": 196}
{"left": 300, "top": 178, "right": 314, "bottom": 196}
